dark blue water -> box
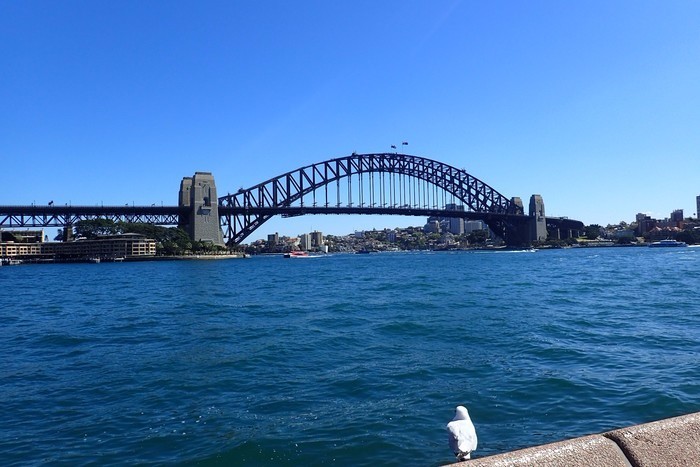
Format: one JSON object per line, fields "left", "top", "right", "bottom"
{"left": 2, "top": 247, "right": 699, "bottom": 466}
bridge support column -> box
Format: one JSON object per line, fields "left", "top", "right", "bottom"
{"left": 179, "top": 172, "right": 225, "bottom": 247}
{"left": 529, "top": 195, "right": 547, "bottom": 243}
{"left": 62, "top": 225, "right": 73, "bottom": 242}
{"left": 493, "top": 196, "right": 530, "bottom": 247}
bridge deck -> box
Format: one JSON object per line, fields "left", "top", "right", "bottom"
{"left": 0, "top": 204, "right": 583, "bottom": 233}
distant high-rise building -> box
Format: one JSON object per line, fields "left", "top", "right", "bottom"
{"left": 444, "top": 203, "right": 465, "bottom": 235}
{"left": 311, "top": 230, "right": 323, "bottom": 247}
{"left": 670, "top": 209, "right": 684, "bottom": 228}
{"left": 696, "top": 195, "right": 700, "bottom": 219}
{"left": 299, "top": 233, "right": 312, "bottom": 250}
{"left": 636, "top": 213, "right": 655, "bottom": 235}
{"left": 465, "top": 220, "right": 486, "bottom": 233}
{"left": 424, "top": 220, "right": 440, "bottom": 233}
{"left": 268, "top": 233, "right": 279, "bottom": 245}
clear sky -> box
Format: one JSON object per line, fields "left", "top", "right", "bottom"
{"left": 2, "top": 1, "right": 699, "bottom": 239}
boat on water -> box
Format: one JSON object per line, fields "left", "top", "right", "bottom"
{"left": 648, "top": 239, "right": 688, "bottom": 248}
{"left": 283, "top": 251, "right": 309, "bottom": 258}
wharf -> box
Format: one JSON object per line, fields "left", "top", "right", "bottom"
{"left": 449, "top": 411, "right": 700, "bottom": 466}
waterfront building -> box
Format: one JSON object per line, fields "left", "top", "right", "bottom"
{"left": 41, "top": 234, "right": 156, "bottom": 260}
{"left": 0, "top": 229, "right": 45, "bottom": 244}
{"left": 1, "top": 241, "right": 43, "bottom": 258}
{"left": 696, "top": 195, "right": 700, "bottom": 219}
{"left": 267, "top": 233, "right": 279, "bottom": 245}
{"left": 1, "top": 233, "right": 156, "bottom": 261}
{"left": 1, "top": 229, "right": 46, "bottom": 260}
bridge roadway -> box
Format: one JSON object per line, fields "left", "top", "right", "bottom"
{"left": 0, "top": 204, "right": 583, "bottom": 238}
{"left": 0, "top": 205, "right": 185, "bottom": 228}
{"left": 221, "top": 205, "right": 583, "bottom": 234}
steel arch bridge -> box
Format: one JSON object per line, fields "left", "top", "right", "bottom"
{"left": 219, "top": 153, "right": 529, "bottom": 245}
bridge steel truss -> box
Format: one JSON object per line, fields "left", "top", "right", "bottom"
{"left": 219, "top": 153, "right": 523, "bottom": 245}
{"left": 0, "top": 205, "right": 184, "bottom": 229}
{"left": 0, "top": 154, "right": 585, "bottom": 246}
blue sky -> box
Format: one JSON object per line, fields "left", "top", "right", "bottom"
{"left": 2, "top": 1, "right": 699, "bottom": 239}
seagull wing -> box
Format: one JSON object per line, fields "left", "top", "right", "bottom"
{"left": 447, "top": 419, "right": 477, "bottom": 455}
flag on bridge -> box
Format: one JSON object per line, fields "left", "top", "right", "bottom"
{"left": 402, "top": 141, "right": 408, "bottom": 145}
{"left": 391, "top": 145, "right": 397, "bottom": 149}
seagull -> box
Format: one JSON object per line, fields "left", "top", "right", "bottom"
{"left": 447, "top": 405, "right": 477, "bottom": 461}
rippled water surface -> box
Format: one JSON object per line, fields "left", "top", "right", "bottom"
{"left": 2, "top": 247, "right": 699, "bottom": 466}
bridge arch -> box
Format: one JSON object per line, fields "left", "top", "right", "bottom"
{"left": 219, "top": 153, "right": 520, "bottom": 245}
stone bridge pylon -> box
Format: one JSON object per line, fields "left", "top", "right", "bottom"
{"left": 178, "top": 172, "right": 225, "bottom": 247}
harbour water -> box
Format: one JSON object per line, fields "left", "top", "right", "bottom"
{"left": 2, "top": 247, "right": 699, "bottom": 466}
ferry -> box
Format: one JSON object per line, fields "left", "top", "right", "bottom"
{"left": 283, "top": 251, "right": 309, "bottom": 258}
{"left": 648, "top": 239, "right": 688, "bottom": 248}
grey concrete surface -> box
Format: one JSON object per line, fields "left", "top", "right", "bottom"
{"left": 447, "top": 412, "right": 700, "bottom": 467}
{"left": 606, "top": 412, "right": 700, "bottom": 467}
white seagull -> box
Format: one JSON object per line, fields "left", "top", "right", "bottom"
{"left": 447, "top": 405, "right": 478, "bottom": 461}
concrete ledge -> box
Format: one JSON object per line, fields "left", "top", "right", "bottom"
{"left": 606, "top": 412, "right": 700, "bottom": 467}
{"left": 449, "top": 412, "right": 700, "bottom": 467}
{"left": 451, "top": 435, "right": 631, "bottom": 467}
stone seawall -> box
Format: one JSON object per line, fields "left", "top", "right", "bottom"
{"left": 449, "top": 412, "right": 700, "bottom": 466}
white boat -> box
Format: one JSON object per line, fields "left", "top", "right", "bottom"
{"left": 648, "top": 239, "right": 687, "bottom": 248}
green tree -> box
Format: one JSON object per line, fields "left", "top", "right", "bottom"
{"left": 585, "top": 224, "right": 602, "bottom": 240}
{"left": 676, "top": 230, "right": 700, "bottom": 245}
{"left": 467, "top": 230, "right": 489, "bottom": 245}
{"left": 118, "top": 223, "right": 192, "bottom": 255}
{"left": 75, "top": 219, "right": 119, "bottom": 239}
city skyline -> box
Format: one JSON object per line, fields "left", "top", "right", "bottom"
{"left": 2, "top": 2, "right": 699, "bottom": 235}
